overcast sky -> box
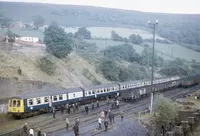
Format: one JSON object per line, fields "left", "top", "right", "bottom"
{"left": 0, "top": 0, "right": 200, "bottom": 14}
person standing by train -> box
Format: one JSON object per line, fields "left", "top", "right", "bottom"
{"left": 73, "top": 104, "right": 76, "bottom": 113}
{"left": 116, "top": 100, "right": 119, "bottom": 109}
{"left": 97, "top": 101, "right": 99, "bottom": 109}
{"left": 85, "top": 105, "right": 89, "bottom": 115}
{"left": 75, "top": 103, "right": 79, "bottom": 111}
{"left": 52, "top": 106, "right": 56, "bottom": 119}
{"left": 91, "top": 102, "right": 95, "bottom": 112}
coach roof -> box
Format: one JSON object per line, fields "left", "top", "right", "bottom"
{"left": 12, "top": 87, "right": 83, "bottom": 99}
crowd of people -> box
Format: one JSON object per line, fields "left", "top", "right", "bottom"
{"left": 22, "top": 123, "right": 46, "bottom": 136}
{"left": 22, "top": 96, "right": 124, "bottom": 136}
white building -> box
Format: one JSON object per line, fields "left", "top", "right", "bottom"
{"left": 15, "top": 37, "right": 39, "bottom": 43}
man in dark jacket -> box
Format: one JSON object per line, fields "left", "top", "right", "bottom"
{"left": 91, "top": 102, "right": 95, "bottom": 111}
{"left": 85, "top": 105, "right": 89, "bottom": 115}
{"left": 37, "top": 128, "right": 42, "bottom": 136}
{"left": 104, "top": 119, "right": 108, "bottom": 132}
{"left": 73, "top": 125, "right": 79, "bottom": 136}
{"left": 23, "top": 123, "right": 28, "bottom": 136}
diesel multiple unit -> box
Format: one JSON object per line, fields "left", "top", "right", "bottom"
{"left": 7, "top": 75, "right": 200, "bottom": 118}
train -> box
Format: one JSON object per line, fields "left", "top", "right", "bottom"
{"left": 7, "top": 75, "right": 200, "bottom": 118}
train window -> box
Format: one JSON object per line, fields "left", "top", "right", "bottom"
{"left": 97, "top": 90, "right": 100, "bottom": 93}
{"left": 101, "top": 89, "right": 103, "bottom": 93}
{"left": 10, "top": 100, "right": 12, "bottom": 107}
{"left": 92, "top": 91, "right": 95, "bottom": 94}
{"left": 29, "top": 99, "right": 33, "bottom": 105}
{"left": 13, "top": 100, "right": 16, "bottom": 107}
{"left": 44, "top": 97, "right": 48, "bottom": 103}
{"left": 85, "top": 92, "right": 87, "bottom": 96}
{"left": 53, "top": 96, "right": 57, "bottom": 101}
{"left": 104, "top": 89, "right": 106, "bottom": 92}
{"left": 17, "top": 100, "right": 20, "bottom": 107}
{"left": 59, "top": 95, "right": 63, "bottom": 100}
{"left": 73, "top": 93, "right": 75, "bottom": 97}
{"left": 37, "top": 98, "right": 41, "bottom": 104}
{"left": 89, "top": 91, "right": 91, "bottom": 95}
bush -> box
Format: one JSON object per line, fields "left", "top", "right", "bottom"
{"left": 38, "top": 56, "right": 56, "bottom": 75}
{"left": 155, "top": 94, "right": 178, "bottom": 125}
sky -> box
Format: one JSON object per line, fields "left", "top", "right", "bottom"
{"left": 0, "top": 0, "right": 200, "bottom": 14}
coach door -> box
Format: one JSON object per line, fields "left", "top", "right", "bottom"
{"left": 49, "top": 96, "right": 52, "bottom": 108}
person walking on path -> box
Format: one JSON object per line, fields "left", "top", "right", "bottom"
{"left": 104, "top": 119, "right": 109, "bottom": 132}
{"left": 108, "top": 111, "right": 112, "bottom": 125}
{"left": 73, "top": 125, "right": 79, "bottom": 136}
{"left": 37, "top": 128, "right": 42, "bottom": 136}
{"left": 120, "top": 111, "right": 124, "bottom": 122}
{"left": 75, "top": 118, "right": 80, "bottom": 126}
{"left": 98, "top": 117, "right": 102, "bottom": 130}
{"left": 111, "top": 112, "right": 115, "bottom": 123}
{"left": 23, "top": 123, "right": 29, "bottom": 136}
{"left": 29, "top": 128, "right": 34, "bottom": 136}
{"left": 66, "top": 117, "right": 70, "bottom": 130}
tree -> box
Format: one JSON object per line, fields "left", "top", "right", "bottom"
{"left": 102, "top": 44, "right": 141, "bottom": 63}
{"left": 129, "top": 34, "right": 143, "bottom": 44}
{"left": 6, "top": 30, "right": 20, "bottom": 37}
{"left": 74, "top": 27, "right": 91, "bottom": 39}
{"left": 44, "top": 23, "right": 73, "bottom": 58}
{"left": 0, "top": 13, "right": 12, "bottom": 28}
{"left": 111, "top": 30, "right": 123, "bottom": 41}
{"left": 154, "top": 94, "right": 178, "bottom": 125}
{"left": 33, "top": 15, "right": 45, "bottom": 29}
{"left": 98, "top": 59, "right": 120, "bottom": 81}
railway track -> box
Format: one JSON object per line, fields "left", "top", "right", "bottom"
{"left": 1, "top": 85, "right": 200, "bottom": 136}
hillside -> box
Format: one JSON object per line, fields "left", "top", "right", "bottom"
{"left": 0, "top": 43, "right": 109, "bottom": 89}
{"left": 0, "top": 1, "right": 200, "bottom": 48}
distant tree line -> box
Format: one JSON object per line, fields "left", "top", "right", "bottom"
{"left": 111, "top": 30, "right": 143, "bottom": 45}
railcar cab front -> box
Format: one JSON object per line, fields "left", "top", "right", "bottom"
{"left": 8, "top": 97, "right": 24, "bottom": 117}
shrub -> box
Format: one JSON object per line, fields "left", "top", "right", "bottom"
{"left": 38, "top": 56, "right": 56, "bottom": 75}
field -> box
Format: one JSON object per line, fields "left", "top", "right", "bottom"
{"left": 86, "top": 39, "right": 200, "bottom": 62}
{"left": 1, "top": 27, "right": 200, "bottom": 62}
{"left": 65, "top": 27, "right": 165, "bottom": 40}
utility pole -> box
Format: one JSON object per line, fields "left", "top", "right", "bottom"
{"left": 148, "top": 20, "right": 158, "bottom": 114}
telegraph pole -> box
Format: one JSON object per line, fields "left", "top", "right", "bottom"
{"left": 148, "top": 20, "right": 158, "bottom": 114}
